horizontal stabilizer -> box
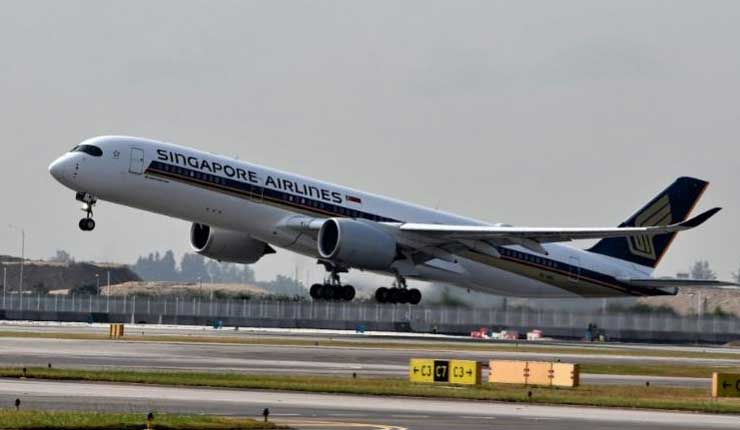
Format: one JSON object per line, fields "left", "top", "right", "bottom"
{"left": 619, "top": 278, "right": 740, "bottom": 290}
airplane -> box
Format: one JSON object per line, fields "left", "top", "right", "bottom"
{"left": 49, "top": 136, "right": 737, "bottom": 305}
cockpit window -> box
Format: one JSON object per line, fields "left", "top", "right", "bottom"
{"left": 71, "top": 144, "right": 103, "bottom": 157}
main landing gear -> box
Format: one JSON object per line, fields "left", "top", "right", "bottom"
{"left": 76, "top": 192, "right": 97, "bottom": 231}
{"left": 310, "top": 263, "right": 356, "bottom": 302}
{"left": 375, "top": 273, "right": 421, "bottom": 305}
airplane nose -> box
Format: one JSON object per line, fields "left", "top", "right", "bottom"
{"left": 49, "top": 156, "right": 68, "bottom": 182}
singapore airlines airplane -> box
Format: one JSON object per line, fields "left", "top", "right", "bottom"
{"left": 49, "top": 136, "right": 736, "bottom": 304}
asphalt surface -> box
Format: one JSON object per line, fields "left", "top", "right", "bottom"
{"left": 2, "top": 378, "right": 738, "bottom": 430}
{"left": 1, "top": 322, "right": 739, "bottom": 429}
{"left": 0, "top": 335, "right": 719, "bottom": 387}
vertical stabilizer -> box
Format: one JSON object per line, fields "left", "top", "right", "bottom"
{"left": 588, "top": 177, "right": 708, "bottom": 270}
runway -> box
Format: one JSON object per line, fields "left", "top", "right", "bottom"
{"left": 0, "top": 323, "right": 739, "bottom": 429}
{"left": 1, "top": 378, "right": 737, "bottom": 430}
{"left": 0, "top": 336, "right": 718, "bottom": 387}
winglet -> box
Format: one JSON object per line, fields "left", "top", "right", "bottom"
{"left": 679, "top": 207, "right": 722, "bottom": 228}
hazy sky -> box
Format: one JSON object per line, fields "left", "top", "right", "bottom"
{"left": 0, "top": 1, "right": 738, "bottom": 287}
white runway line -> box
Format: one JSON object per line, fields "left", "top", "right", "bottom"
{"left": 1, "top": 378, "right": 738, "bottom": 428}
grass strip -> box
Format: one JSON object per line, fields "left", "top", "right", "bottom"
{"left": 582, "top": 363, "right": 740, "bottom": 379}
{"left": 3, "top": 367, "right": 740, "bottom": 414}
{"left": 2, "top": 330, "right": 740, "bottom": 361}
{"left": 0, "top": 410, "right": 284, "bottom": 430}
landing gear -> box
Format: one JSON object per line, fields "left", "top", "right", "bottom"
{"left": 310, "top": 262, "right": 355, "bottom": 302}
{"left": 78, "top": 218, "right": 96, "bottom": 231}
{"left": 76, "top": 192, "right": 97, "bottom": 231}
{"left": 374, "top": 273, "right": 421, "bottom": 305}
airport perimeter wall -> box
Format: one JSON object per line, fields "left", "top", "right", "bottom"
{"left": 1, "top": 295, "right": 738, "bottom": 343}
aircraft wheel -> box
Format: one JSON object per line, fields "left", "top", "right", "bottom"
{"left": 387, "top": 288, "right": 401, "bottom": 304}
{"left": 341, "top": 285, "right": 356, "bottom": 301}
{"left": 375, "top": 287, "right": 389, "bottom": 303}
{"left": 408, "top": 288, "right": 422, "bottom": 305}
{"left": 309, "top": 284, "right": 322, "bottom": 300}
{"left": 331, "top": 285, "right": 345, "bottom": 301}
{"left": 319, "top": 284, "right": 334, "bottom": 300}
{"left": 79, "top": 218, "right": 95, "bottom": 231}
{"left": 397, "top": 288, "right": 410, "bottom": 304}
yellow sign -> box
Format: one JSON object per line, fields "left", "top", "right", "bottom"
{"left": 489, "top": 360, "right": 579, "bottom": 387}
{"left": 409, "top": 359, "right": 435, "bottom": 383}
{"left": 109, "top": 323, "right": 124, "bottom": 339}
{"left": 448, "top": 360, "right": 481, "bottom": 385}
{"left": 712, "top": 373, "right": 740, "bottom": 398}
{"left": 409, "top": 359, "right": 481, "bottom": 385}
{"left": 551, "top": 362, "right": 580, "bottom": 387}
{"left": 488, "top": 360, "right": 528, "bottom": 384}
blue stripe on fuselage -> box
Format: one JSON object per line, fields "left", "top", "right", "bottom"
{"left": 145, "top": 161, "right": 667, "bottom": 297}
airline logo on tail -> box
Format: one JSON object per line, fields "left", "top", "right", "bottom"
{"left": 627, "top": 195, "right": 672, "bottom": 260}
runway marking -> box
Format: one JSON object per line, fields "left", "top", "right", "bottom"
{"left": 460, "top": 416, "right": 496, "bottom": 420}
{"left": 277, "top": 419, "right": 407, "bottom": 430}
{"left": 389, "top": 415, "right": 429, "bottom": 419}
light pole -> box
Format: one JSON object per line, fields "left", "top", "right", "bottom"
{"left": 688, "top": 290, "right": 703, "bottom": 320}
{"left": 2, "top": 266, "right": 6, "bottom": 308}
{"left": 95, "top": 274, "right": 100, "bottom": 295}
{"left": 8, "top": 225, "right": 24, "bottom": 307}
{"left": 106, "top": 271, "right": 110, "bottom": 312}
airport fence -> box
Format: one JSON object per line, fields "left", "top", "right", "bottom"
{"left": 0, "top": 294, "right": 738, "bottom": 343}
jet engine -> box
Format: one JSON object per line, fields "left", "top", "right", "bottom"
{"left": 190, "top": 223, "right": 275, "bottom": 264}
{"left": 317, "top": 218, "right": 397, "bottom": 270}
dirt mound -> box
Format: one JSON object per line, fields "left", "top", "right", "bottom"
{"left": 102, "top": 281, "right": 267, "bottom": 298}
{"left": 638, "top": 287, "right": 740, "bottom": 316}
{"left": 0, "top": 256, "right": 140, "bottom": 293}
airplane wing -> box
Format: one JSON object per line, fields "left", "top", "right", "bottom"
{"left": 281, "top": 208, "right": 721, "bottom": 259}
{"left": 399, "top": 207, "right": 721, "bottom": 245}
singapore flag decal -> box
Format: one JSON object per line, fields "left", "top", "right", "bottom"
{"left": 346, "top": 195, "right": 362, "bottom": 204}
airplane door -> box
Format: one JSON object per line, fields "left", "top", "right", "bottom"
{"left": 568, "top": 256, "right": 581, "bottom": 281}
{"left": 129, "top": 148, "right": 145, "bottom": 175}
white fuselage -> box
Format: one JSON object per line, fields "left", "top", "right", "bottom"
{"left": 49, "top": 136, "right": 652, "bottom": 298}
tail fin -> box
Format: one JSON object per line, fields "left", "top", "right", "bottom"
{"left": 588, "top": 176, "right": 709, "bottom": 269}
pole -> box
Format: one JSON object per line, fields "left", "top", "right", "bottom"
{"left": 20, "top": 229, "right": 24, "bottom": 305}
{"left": 106, "top": 271, "right": 110, "bottom": 312}
{"left": 698, "top": 290, "right": 703, "bottom": 318}
{"left": 2, "top": 266, "right": 6, "bottom": 309}
{"left": 8, "top": 225, "right": 24, "bottom": 308}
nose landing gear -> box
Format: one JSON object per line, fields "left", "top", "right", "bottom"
{"left": 76, "top": 192, "right": 97, "bottom": 231}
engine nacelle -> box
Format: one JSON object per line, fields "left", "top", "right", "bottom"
{"left": 190, "top": 223, "right": 275, "bottom": 264}
{"left": 317, "top": 218, "right": 397, "bottom": 270}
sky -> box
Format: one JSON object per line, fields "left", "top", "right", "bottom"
{"left": 0, "top": 1, "right": 738, "bottom": 288}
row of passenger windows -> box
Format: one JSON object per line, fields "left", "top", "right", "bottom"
{"left": 161, "top": 164, "right": 227, "bottom": 185}
{"left": 162, "top": 163, "right": 389, "bottom": 222}
{"left": 279, "top": 192, "right": 385, "bottom": 220}
{"left": 505, "top": 249, "right": 558, "bottom": 268}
